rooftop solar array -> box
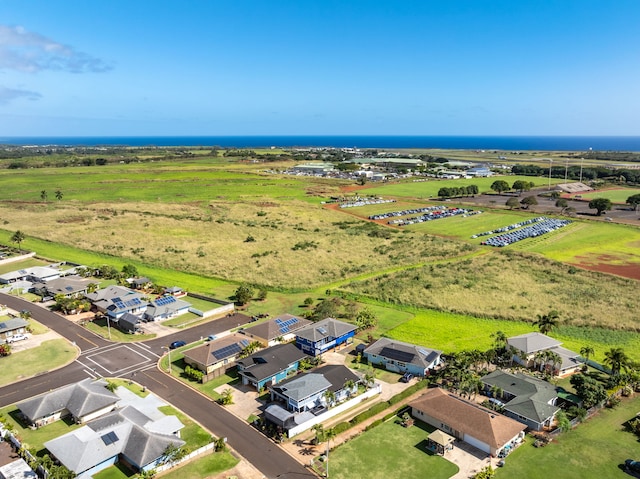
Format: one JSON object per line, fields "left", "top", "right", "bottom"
{"left": 211, "top": 339, "right": 251, "bottom": 360}
{"left": 101, "top": 431, "right": 119, "bottom": 446}
{"left": 379, "top": 346, "right": 415, "bottom": 363}
{"left": 112, "top": 296, "right": 143, "bottom": 310}
{"left": 155, "top": 295, "right": 177, "bottom": 306}
{"left": 275, "top": 316, "right": 300, "bottom": 334}
{"left": 316, "top": 326, "right": 328, "bottom": 335}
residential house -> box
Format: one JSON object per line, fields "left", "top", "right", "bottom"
{"left": 0, "top": 265, "right": 62, "bottom": 284}
{"left": 241, "top": 314, "right": 312, "bottom": 347}
{"left": 31, "top": 275, "right": 93, "bottom": 299}
{"left": 410, "top": 388, "right": 526, "bottom": 457}
{"left": 44, "top": 403, "right": 184, "bottom": 478}
{"left": 128, "top": 277, "right": 152, "bottom": 290}
{"left": 236, "top": 343, "right": 309, "bottom": 390}
{"left": 466, "top": 166, "right": 493, "bottom": 177}
{"left": 0, "top": 458, "right": 37, "bottom": 479}
{"left": 269, "top": 364, "right": 360, "bottom": 412}
{"left": 164, "top": 286, "right": 187, "bottom": 298}
{"left": 0, "top": 317, "right": 28, "bottom": 342}
{"left": 85, "top": 285, "right": 147, "bottom": 320}
{"left": 481, "top": 370, "right": 560, "bottom": 431}
{"left": 363, "top": 338, "right": 442, "bottom": 376}
{"left": 507, "top": 332, "right": 582, "bottom": 377}
{"left": 17, "top": 379, "right": 119, "bottom": 428}
{"left": 144, "top": 295, "right": 191, "bottom": 322}
{"left": 295, "top": 318, "right": 357, "bottom": 357}
{"left": 182, "top": 334, "right": 251, "bottom": 379}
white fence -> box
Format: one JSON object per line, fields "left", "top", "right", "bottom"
{"left": 189, "top": 302, "right": 235, "bottom": 318}
{"left": 287, "top": 383, "right": 382, "bottom": 438}
{"left": 0, "top": 252, "right": 36, "bottom": 267}
{"left": 154, "top": 443, "right": 215, "bottom": 473}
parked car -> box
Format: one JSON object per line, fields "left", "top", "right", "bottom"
{"left": 400, "top": 372, "right": 414, "bottom": 383}
{"left": 7, "top": 334, "right": 28, "bottom": 343}
{"left": 169, "top": 340, "right": 186, "bottom": 349}
{"left": 207, "top": 335, "right": 217, "bottom": 341}
{"left": 626, "top": 460, "right": 640, "bottom": 475}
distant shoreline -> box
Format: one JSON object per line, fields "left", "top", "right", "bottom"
{"left": 1, "top": 135, "right": 640, "bottom": 151}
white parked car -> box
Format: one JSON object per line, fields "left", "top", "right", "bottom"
{"left": 6, "top": 333, "right": 28, "bottom": 343}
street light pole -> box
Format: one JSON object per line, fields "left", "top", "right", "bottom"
{"left": 163, "top": 346, "right": 172, "bottom": 374}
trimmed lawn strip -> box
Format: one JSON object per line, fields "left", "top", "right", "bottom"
{"left": 327, "top": 419, "right": 458, "bottom": 479}
{"left": 158, "top": 450, "right": 239, "bottom": 479}
{"left": 84, "top": 317, "right": 156, "bottom": 342}
{"left": 0, "top": 339, "right": 77, "bottom": 386}
{"left": 157, "top": 405, "right": 213, "bottom": 449}
{"left": 496, "top": 395, "right": 640, "bottom": 479}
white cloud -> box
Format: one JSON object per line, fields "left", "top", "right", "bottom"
{"left": 0, "top": 24, "right": 112, "bottom": 73}
{"left": 0, "top": 85, "right": 41, "bottom": 104}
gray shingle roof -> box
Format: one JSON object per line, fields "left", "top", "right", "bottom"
{"left": 271, "top": 373, "right": 332, "bottom": 401}
{"left": 482, "top": 370, "right": 560, "bottom": 424}
{"left": 17, "top": 379, "right": 118, "bottom": 423}
{"left": 294, "top": 317, "right": 356, "bottom": 342}
{"left": 363, "top": 338, "right": 442, "bottom": 369}
{"left": 507, "top": 332, "right": 562, "bottom": 354}
{"left": 236, "top": 343, "right": 308, "bottom": 382}
{"left": 242, "top": 314, "right": 312, "bottom": 341}
{"left": 0, "top": 317, "right": 28, "bottom": 334}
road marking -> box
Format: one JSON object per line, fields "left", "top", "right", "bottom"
{"left": 140, "top": 370, "right": 169, "bottom": 388}
{"left": 76, "top": 334, "right": 100, "bottom": 349}
{"left": 83, "top": 369, "right": 98, "bottom": 379}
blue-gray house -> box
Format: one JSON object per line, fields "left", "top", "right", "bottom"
{"left": 295, "top": 318, "right": 357, "bottom": 357}
{"left": 236, "top": 343, "right": 309, "bottom": 390}
{"left": 363, "top": 338, "right": 442, "bottom": 376}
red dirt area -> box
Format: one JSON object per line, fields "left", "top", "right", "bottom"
{"left": 571, "top": 255, "right": 640, "bottom": 281}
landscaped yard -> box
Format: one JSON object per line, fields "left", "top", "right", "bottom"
{"left": 326, "top": 418, "right": 458, "bottom": 479}
{"left": 0, "top": 339, "right": 77, "bottom": 386}
{"left": 496, "top": 395, "right": 640, "bottom": 479}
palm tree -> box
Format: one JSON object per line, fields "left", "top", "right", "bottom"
{"left": 312, "top": 423, "right": 325, "bottom": 444}
{"left": 40, "top": 190, "right": 48, "bottom": 202}
{"left": 534, "top": 310, "right": 560, "bottom": 335}
{"left": 490, "top": 384, "right": 504, "bottom": 400}
{"left": 363, "top": 369, "right": 375, "bottom": 389}
{"left": 343, "top": 379, "right": 355, "bottom": 398}
{"left": 55, "top": 189, "right": 63, "bottom": 201}
{"left": 491, "top": 330, "right": 508, "bottom": 351}
{"left": 604, "top": 347, "right": 630, "bottom": 376}
{"left": 323, "top": 389, "right": 336, "bottom": 407}
{"left": 580, "top": 345, "right": 595, "bottom": 369}
{"left": 10, "top": 230, "right": 26, "bottom": 251}
{"left": 546, "top": 351, "right": 562, "bottom": 376}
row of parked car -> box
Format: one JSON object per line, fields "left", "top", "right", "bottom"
{"left": 480, "top": 218, "right": 572, "bottom": 247}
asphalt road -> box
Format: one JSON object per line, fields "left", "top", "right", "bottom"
{"left": 0, "top": 294, "right": 311, "bottom": 479}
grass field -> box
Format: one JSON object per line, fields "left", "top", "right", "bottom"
{"left": 0, "top": 339, "right": 77, "bottom": 386}
{"left": 496, "top": 395, "right": 640, "bottom": 479}
{"left": 327, "top": 418, "right": 459, "bottom": 479}
{"left": 577, "top": 187, "right": 640, "bottom": 203}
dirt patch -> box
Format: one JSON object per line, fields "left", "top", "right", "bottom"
{"left": 571, "top": 253, "right": 640, "bottom": 281}
{"left": 339, "top": 184, "right": 374, "bottom": 193}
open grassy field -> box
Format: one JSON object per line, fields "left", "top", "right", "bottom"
{"left": 496, "top": 395, "right": 640, "bottom": 479}
{"left": 327, "top": 418, "right": 458, "bottom": 479}
{"left": 576, "top": 187, "right": 640, "bottom": 203}
{"left": 0, "top": 339, "right": 77, "bottom": 386}
{"left": 362, "top": 175, "right": 566, "bottom": 199}
{"left": 343, "top": 248, "right": 640, "bottom": 332}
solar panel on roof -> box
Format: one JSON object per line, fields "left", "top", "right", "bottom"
{"left": 317, "top": 327, "right": 328, "bottom": 335}
{"left": 379, "top": 346, "right": 415, "bottom": 363}
{"left": 101, "top": 431, "right": 119, "bottom": 446}
{"left": 212, "top": 343, "right": 243, "bottom": 359}
{"left": 65, "top": 286, "right": 74, "bottom": 291}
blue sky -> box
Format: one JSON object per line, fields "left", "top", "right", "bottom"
{"left": 0, "top": 1, "right": 638, "bottom": 136}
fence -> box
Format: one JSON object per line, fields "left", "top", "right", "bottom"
{"left": 154, "top": 443, "right": 215, "bottom": 473}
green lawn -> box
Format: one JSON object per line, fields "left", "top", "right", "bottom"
{"left": 327, "top": 419, "right": 458, "bottom": 479}
{"left": 84, "top": 317, "right": 156, "bottom": 342}
{"left": 0, "top": 339, "right": 77, "bottom": 386}
{"left": 157, "top": 405, "right": 213, "bottom": 449}
{"left": 0, "top": 405, "right": 81, "bottom": 454}
{"left": 496, "top": 395, "right": 640, "bottom": 479}
{"left": 577, "top": 187, "right": 640, "bottom": 204}
{"left": 159, "top": 450, "right": 239, "bottom": 479}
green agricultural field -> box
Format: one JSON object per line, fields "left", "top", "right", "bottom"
{"left": 384, "top": 310, "right": 640, "bottom": 363}
{"left": 577, "top": 187, "right": 640, "bottom": 203}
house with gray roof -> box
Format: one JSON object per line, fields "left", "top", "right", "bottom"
{"left": 241, "top": 314, "right": 312, "bottom": 346}
{"left": 85, "top": 285, "right": 147, "bottom": 320}
{"left": 144, "top": 295, "right": 191, "bottom": 321}
{"left": 507, "top": 332, "right": 582, "bottom": 377}
{"left": 295, "top": 317, "right": 357, "bottom": 356}
{"left": 0, "top": 317, "right": 29, "bottom": 343}
{"left": 363, "top": 338, "right": 442, "bottom": 377}
{"left": 481, "top": 369, "right": 560, "bottom": 431}
{"left": 44, "top": 403, "right": 184, "bottom": 478}
{"left": 269, "top": 364, "right": 360, "bottom": 412}
{"left": 236, "top": 343, "right": 309, "bottom": 390}
{"left": 32, "top": 275, "right": 92, "bottom": 298}
{"left": 17, "top": 378, "right": 119, "bottom": 428}
{"left": 118, "top": 313, "right": 142, "bottom": 334}
{"left": 0, "top": 265, "right": 61, "bottom": 284}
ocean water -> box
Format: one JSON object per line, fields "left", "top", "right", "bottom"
{"left": 1, "top": 135, "right": 640, "bottom": 151}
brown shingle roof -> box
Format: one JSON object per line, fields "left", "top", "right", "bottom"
{"left": 410, "top": 388, "right": 525, "bottom": 449}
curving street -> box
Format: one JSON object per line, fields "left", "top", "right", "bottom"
{"left": 0, "top": 293, "right": 312, "bottom": 479}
